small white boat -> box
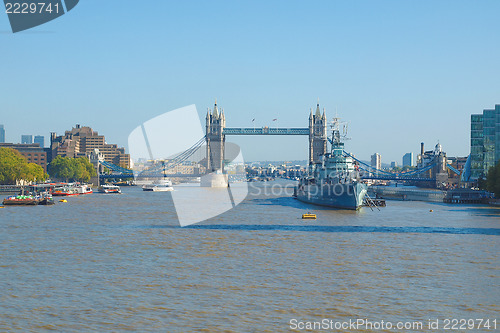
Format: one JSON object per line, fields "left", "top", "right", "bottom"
{"left": 142, "top": 179, "right": 173, "bottom": 192}
{"left": 76, "top": 184, "right": 93, "bottom": 195}
{"left": 98, "top": 185, "right": 121, "bottom": 194}
{"left": 142, "top": 184, "right": 173, "bottom": 192}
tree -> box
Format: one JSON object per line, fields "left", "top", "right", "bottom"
{"left": 74, "top": 157, "right": 95, "bottom": 182}
{"left": 22, "top": 162, "right": 46, "bottom": 183}
{"left": 48, "top": 156, "right": 96, "bottom": 182}
{"left": 486, "top": 161, "right": 500, "bottom": 197}
{"left": 478, "top": 176, "right": 487, "bottom": 190}
{"left": 0, "top": 148, "right": 47, "bottom": 184}
{"left": 48, "top": 156, "right": 73, "bottom": 182}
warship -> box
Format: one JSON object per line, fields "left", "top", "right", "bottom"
{"left": 296, "top": 117, "right": 367, "bottom": 210}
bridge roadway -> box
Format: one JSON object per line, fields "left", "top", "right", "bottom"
{"left": 223, "top": 128, "right": 309, "bottom": 135}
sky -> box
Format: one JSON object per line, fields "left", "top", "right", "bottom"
{"left": 1, "top": 0, "right": 499, "bottom": 164}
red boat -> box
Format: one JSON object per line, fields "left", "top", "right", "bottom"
{"left": 52, "top": 187, "right": 79, "bottom": 196}
{"left": 76, "top": 184, "right": 93, "bottom": 195}
{"left": 52, "top": 184, "right": 93, "bottom": 196}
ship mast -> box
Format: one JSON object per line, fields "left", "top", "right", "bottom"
{"left": 329, "top": 117, "right": 349, "bottom": 151}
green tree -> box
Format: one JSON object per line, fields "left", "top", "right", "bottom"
{"left": 48, "top": 156, "right": 72, "bottom": 181}
{"left": 486, "top": 161, "right": 500, "bottom": 197}
{"left": 0, "top": 148, "right": 47, "bottom": 184}
{"left": 22, "top": 163, "right": 46, "bottom": 183}
{"left": 478, "top": 176, "right": 487, "bottom": 190}
{"left": 402, "top": 166, "right": 416, "bottom": 172}
{"left": 74, "top": 157, "right": 95, "bottom": 182}
{"left": 48, "top": 156, "right": 96, "bottom": 182}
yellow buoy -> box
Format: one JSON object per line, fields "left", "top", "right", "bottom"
{"left": 429, "top": 209, "right": 433, "bottom": 212}
{"left": 59, "top": 199, "right": 67, "bottom": 203}
{"left": 302, "top": 213, "right": 316, "bottom": 219}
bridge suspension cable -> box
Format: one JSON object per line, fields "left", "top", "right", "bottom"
{"left": 343, "top": 150, "right": 437, "bottom": 178}
{"left": 138, "top": 136, "right": 206, "bottom": 176}
{"left": 446, "top": 164, "right": 461, "bottom": 175}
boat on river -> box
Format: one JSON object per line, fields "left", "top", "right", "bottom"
{"left": 52, "top": 186, "right": 79, "bottom": 196}
{"left": 98, "top": 184, "right": 121, "bottom": 194}
{"left": 52, "top": 184, "right": 92, "bottom": 196}
{"left": 2, "top": 192, "right": 54, "bottom": 206}
{"left": 2, "top": 195, "right": 39, "bottom": 205}
{"left": 76, "top": 184, "right": 93, "bottom": 195}
{"left": 142, "top": 179, "right": 173, "bottom": 192}
{"left": 296, "top": 117, "right": 367, "bottom": 210}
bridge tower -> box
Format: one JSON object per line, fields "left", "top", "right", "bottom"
{"left": 309, "top": 102, "right": 327, "bottom": 165}
{"left": 206, "top": 100, "right": 226, "bottom": 172}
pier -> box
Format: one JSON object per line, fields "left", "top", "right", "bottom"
{"left": 0, "top": 185, "right": 22, "bottom": 194}
{"left": 368, "top": 186, "right": 447, "bottom": 203}
{"left": 443, "top": 189, "right": 491, "bottom": 204}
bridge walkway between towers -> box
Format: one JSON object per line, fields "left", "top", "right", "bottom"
{"left": 223, "top": 128, "right": 309, "bottom": 135}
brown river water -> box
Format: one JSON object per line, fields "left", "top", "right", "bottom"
{"left": 1, "top": 180, "right": 499, "bottom": 332}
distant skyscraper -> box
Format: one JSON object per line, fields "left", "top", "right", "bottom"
{"left": 34, "top": 135, "right": 45, "bottom": 148}
{"left": 371, "top": 153, "right": 381, "bottom": 171}
{"left": 21, "top": 135, "right": 33, "bottom": 144}
{"left": 0, "top": 125, "right": 4, "bottom": 143}
{"left": 403, "top": 152, "right": 414, "bottom": 167}
{"left": 391, "top": 161, "right": 397, "bottom": 169}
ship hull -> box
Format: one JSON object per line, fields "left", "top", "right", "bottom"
{"left": 142, "top": 186, "right": 173, "bottom": 192}
{"left": 2, "top": 199, "right": 38, "bottom": 205}
{"left": 296, "top": 183, "right": 367, "bottom": 210}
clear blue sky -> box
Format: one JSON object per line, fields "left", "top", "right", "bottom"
{"left": 1, "top": 0, "right": 499, "bottom": 163}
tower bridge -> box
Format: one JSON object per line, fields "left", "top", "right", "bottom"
{"left": 98, "top": 101, "right": 329, "bottom": 182}
{"left": 100, "top": 101, "right": 438, "bottom": 185}
{"left": 206, "top": 101, "right": 327, "bottom": 172}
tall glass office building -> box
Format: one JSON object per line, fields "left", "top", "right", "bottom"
{"left": 402, "top": 152, "right": 414, "bottom": 167}
{"left": 34, "top": 135, "right": 45, "bottom": 148}
{"left": 21, "top": 135, "right": 33, "bottom": 144}
{"left": 470, "top": 104, "right": 500, "bottom": 180}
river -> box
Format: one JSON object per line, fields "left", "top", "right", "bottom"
{"left": 1, "top": 180, "right": 499, "bottom": 332}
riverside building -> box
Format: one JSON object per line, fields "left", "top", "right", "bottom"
{"left": 470, "top": 104, "right": 500, "bottom": 180}
{"left": 0, "top": 143, "right": 47, "bottom": 172}
{"left": 50, "top": 124, "right": 131, "bottom": 169}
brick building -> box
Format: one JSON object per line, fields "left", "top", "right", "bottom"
{"left": 0, "top": 143, "right": 47, "bottom": 172}
{"left": 50, "top": 124, "right": 131, "bottom": 168}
